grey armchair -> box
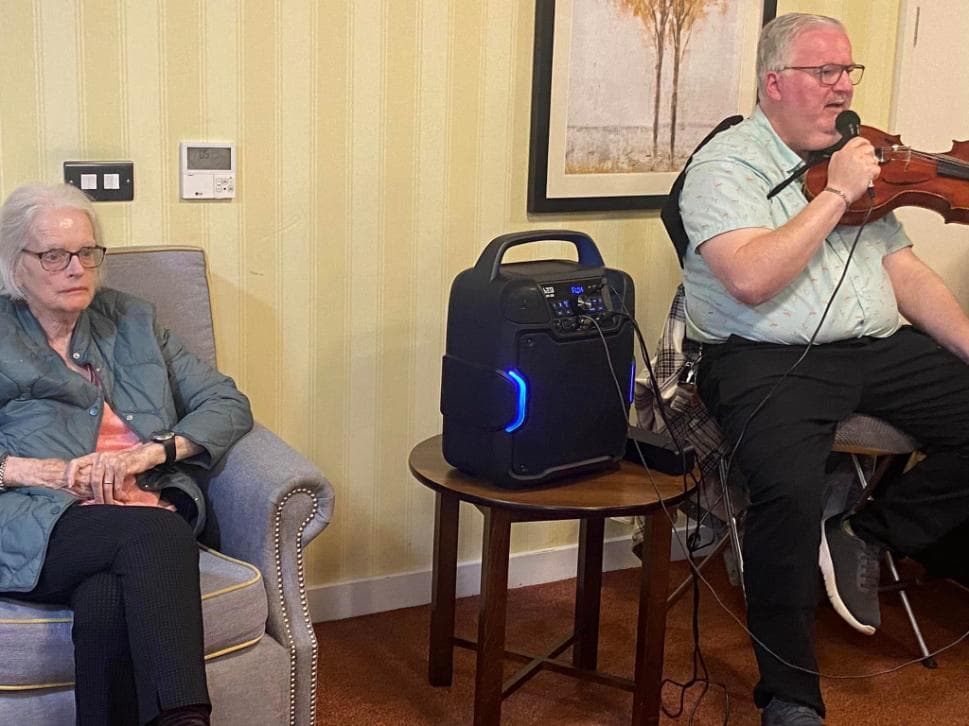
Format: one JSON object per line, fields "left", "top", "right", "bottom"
{"left": 0, "top": 246, "right": 334, "bottom": 725}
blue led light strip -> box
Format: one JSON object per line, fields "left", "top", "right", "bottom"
{"left": 503, "top": 369, "right": 527, "bottom": 432}
{"left": 627, "top": 360, "right": 636, "bottom": 404}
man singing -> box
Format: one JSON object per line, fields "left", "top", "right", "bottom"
{"left": 679, "top": 12, "right": 969, "bottom": 726}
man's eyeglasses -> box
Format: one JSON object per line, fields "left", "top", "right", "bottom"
{"left": 22, "top": 245, "right": 106, "bottom": 272}
{"left": 782, "top": 63, "right": 865, "bottom": 86}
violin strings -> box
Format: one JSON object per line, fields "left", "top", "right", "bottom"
{"left": 876, "top": 146, "right": 969, "bottom": 170}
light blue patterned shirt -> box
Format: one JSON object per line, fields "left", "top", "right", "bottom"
{"left": 680, "top": 106, "right": 912, "bottom": 345}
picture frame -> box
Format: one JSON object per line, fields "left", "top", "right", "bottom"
{"left": 527, "top": 0, "right": 778, "bottom": 213}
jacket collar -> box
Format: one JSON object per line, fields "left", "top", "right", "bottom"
{"left": 10, "top": 294, "right": 111, "bottom": 375}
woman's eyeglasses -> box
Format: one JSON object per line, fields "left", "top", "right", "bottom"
{"left": 22, "top": 245, "right": 107, "bottom": 272}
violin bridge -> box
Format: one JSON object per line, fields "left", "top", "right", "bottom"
{"left": 877, "top": 144, "right": 911, "bottom": 165}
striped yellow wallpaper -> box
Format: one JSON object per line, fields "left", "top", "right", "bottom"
{"left": 0, "top": 0, "right": 899, "bottom": 593}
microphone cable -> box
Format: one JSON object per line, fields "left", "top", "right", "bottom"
{"left": 718, "top": 200, "right": 874, "bottom": 512}
{"left": 584, "top": 297, "right": 731, "bottom": 725}
{"left": 725, "top": 108, "right": 872, "bottom": 481}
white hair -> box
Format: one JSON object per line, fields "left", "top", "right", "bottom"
{"left": 757, "top": 13, "right": 846, "bottom": 97}
{"left": 0, "top": 183, "right": 103, "bottom": 300}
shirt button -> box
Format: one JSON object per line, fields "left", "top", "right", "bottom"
{"left": 51, "top": 505, "right": 61, "bottom": 515}
{"left": 72, "top": 352, "right": 80, "bottom": 360}
{"left": 88, "top": 407, "right": 99, "bottom": 416}
{"left": 125, "top": 414, "right": 133, "bottom": 421}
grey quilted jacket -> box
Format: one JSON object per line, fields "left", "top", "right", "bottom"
{"left": 0, "top": 288, "right": 253, "bottom": 591}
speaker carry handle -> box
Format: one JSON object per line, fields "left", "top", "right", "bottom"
{"left": 476, "top": 230, "right": 605, "bottom": 282}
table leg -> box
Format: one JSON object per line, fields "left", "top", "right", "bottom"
{"left": 474, "top": 506, "right": 512, "bottom": 726}
{"left": 632, "top": 510, "right": 673, "bottom": 726}
{"left": 573, "top": 516, "right": 604, "bottom": 670}
{"left": 429, "top": 492, "right": 460, "bottom": 686}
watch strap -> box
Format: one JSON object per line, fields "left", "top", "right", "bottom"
{"left": 152, "top": 432, "right": 177, "bottom": 466}
{"left": 160, "top": 435, "right": 176, "bottom": 465}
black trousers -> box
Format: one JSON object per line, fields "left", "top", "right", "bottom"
{"left": 697, "top": 326, "right": 969, "bottom": 716}
{"left": 1, "top": 504, "right": 209, "bottom": 726}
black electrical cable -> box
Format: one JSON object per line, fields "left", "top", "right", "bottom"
{"left": 585, "top": 293, "right": 729, "bottom": 723}
{"left": 718, "top": 203, "right": 876, "bottom": 526}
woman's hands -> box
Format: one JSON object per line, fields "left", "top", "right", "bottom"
{"left": 1, "top": 457, "right": 88, "bottom": 497}
{"left": 4, "top": 437, "right": 197, "bottom": 504}
{"left": 64, "top": 444, "right": 160, "bottom": 504}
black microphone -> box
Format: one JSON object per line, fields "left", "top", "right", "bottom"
{"left": 821, "top": 110, "right": 861, "bottom": 155}
{"left": 767, "top": 110, "right": 867, "bottom": 200}
{"left": 835, "top": 110, "right": 875, "bottom": 199}
{"left": 835, "top": 110, "right": 861, "bottom": 141}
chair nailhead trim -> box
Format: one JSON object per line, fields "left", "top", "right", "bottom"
{"left": 274, "top": 487, "right": 320, "bottom": 726}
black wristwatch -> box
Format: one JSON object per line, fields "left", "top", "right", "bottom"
{"left": 150, "top": 430, "right": 177, "bottom": 465}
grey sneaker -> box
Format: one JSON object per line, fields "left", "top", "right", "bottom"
{"left": 819, "top": 514, "right": 881, "bottom": 635}
{"left": 761, "top": 698, "right": 824, "bottom": 725}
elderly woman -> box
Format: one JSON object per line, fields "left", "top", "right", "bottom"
{"left": 0, "top": 183, "right": 253, "bottom": 726}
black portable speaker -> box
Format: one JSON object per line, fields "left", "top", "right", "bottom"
{"left": 440, "top": 230, "right": 635, "bottom": 488}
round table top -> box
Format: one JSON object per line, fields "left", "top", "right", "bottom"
{"left": 408, "top": 435, "right": 693, "bottom": 519}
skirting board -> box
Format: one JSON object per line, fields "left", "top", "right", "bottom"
{"left": 311, "top": 525, "right": 715, "bottom": 623}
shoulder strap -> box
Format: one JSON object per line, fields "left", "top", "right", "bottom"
{"left": 661, "top": 115, "right": 744, "bottom": 267}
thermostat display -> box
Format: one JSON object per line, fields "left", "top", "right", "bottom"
{"left": 180, "top": 142, "right": 235, "bottom": 199}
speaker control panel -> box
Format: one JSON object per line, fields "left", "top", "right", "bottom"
{"left": 540, "top": 277, "right": 619, "bottom": 335}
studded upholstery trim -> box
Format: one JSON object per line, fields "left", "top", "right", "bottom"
{"left": 273, "top": 487, "right": 320, "bottom": 726}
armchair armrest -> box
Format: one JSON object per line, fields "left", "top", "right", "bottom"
{"left": 202, "top": 422, "right": 334, "bottom": 726}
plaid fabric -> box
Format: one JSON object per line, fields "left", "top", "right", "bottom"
{"left": 631, "top": 285, "right": 746, "bottom": 546}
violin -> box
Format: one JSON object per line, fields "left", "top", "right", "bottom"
{"left": 803, "top": 125, "right": 969, "bottom": 225}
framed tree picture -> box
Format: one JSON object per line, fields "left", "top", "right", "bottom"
{"left": 528, "top": 0, "right": 778, "bottom": 213}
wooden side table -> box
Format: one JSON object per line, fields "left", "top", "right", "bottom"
{"left": 408, "top": 435, "right": 693, "bottom": 725}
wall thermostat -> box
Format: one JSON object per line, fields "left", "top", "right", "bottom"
{"left": 180, "top": 142, "right": 236, "bottom": 199}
